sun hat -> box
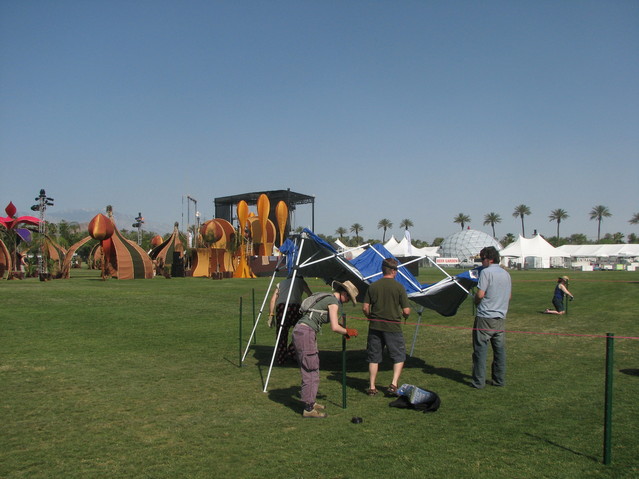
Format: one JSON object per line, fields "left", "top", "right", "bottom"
{"left": 333, "top": 280, "right": 359, "bottom": 305}
{"left": 560, "top": 276, "right": 570, "bottom": 282}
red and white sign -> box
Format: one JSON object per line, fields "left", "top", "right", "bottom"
{"left": 436, "top": 257, "right": 459, "bottom": 265}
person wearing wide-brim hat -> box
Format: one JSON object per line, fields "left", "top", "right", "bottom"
{"left": 291, "top": 280, "right": 359, "bottom": 418}
{"left": 544, "top": 276, "right": 574, "bottom": 315}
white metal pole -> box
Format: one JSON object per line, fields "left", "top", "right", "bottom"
{"left": 263, "top": 236, "right": 305, "bottom": 392}
{"left": 241, "top": 255, "right": 285, "bottom": 362}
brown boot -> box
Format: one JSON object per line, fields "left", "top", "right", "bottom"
{"left": 303, "top": 408, "right": 327, "bottom": 418}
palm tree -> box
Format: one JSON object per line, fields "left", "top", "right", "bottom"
{"left": 512, "top": 204, "right": 531, "bottom": 237}
{"left": 335, "top": 227, "right": 347, "bottom": 241}
{"left": 350, "top": 223, "right": 363, "bottom": 244}
{"left": 548, "top": 209, "right": 569, "bottom": 246}
{"left": 589, "top": 205, "right": 612, "bottom": 242}
{"left": 377, "top": 218, "right": 393, "bottom": 243}
{"left": 399, "top": 218, "right": 413, "bottom": 231}
{"left": 569, "top": 233, "right": 588, "bottom": 244}
{"left": 611, "top": 232, "right": 625, "bottom": 244}
{"left": 501, "top": 232, "right": 515, "bottom": 247}
{"left": 629, "top": 213, "right": 639, "bottom": 225}
{"left": 483, "top": 212, "right": 502, "bottom": 238}
{"left": 453, "top": 213, "right": 471, "bottom": 230}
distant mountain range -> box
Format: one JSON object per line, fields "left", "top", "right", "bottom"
{"left": 42, "top": 209, "right": 175, "bottom": 235}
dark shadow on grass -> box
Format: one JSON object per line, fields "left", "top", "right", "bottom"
{"left": 244, "top": 344, "right": 299, "bottom": 368}
{"left": 267, "top": 386, "right": 302, "bottom": 413}
{"left": 266, "top": 387, "right": 331, "bottom": 413}
{"left": 323, "top": 350, "right": 472, "bottom": 390}
{"left": 620, "top": 368, "right": 639, "bottom": 377}
{"left": 421, "top": 362, "right": 473, "bottom": 386}
{"left": 524, "top": 433, "right": 599, "bottom": 463}
{"left": 245, "top": 344, "right": 470, "bottom": 390}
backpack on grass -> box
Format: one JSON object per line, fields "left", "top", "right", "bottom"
{"left": 389, "top": 384, "right": 441, "bottom": 413}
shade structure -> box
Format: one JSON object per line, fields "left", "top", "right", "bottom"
{"left": 42, "top": 234, "right": 68, "bottom": 276}
{"left": 245, "top": 229, "right": 480, "bottom": 392}
{"left": 287, "top": 229, "right": 478, "bottom": 316}
{"left": 192, "top": 218, "right": 237, "bottom": 277}
{"left": 248, "top": 216, "right": 276, "bottom": 256}
{"left": 0, "top": 238, "right": 11, "bottom": 277}
{"left": 109, "top": 226, "right": 153, "bottom": 279}
{"left": 149, "top": 223, "right": 186, "bottom": 277}
{"left": 61, "top": 236, "right": 95, "bottom": 278}
{"left": 1, "top": 201, "right": 43, "bottom": 276}
{"left": 88, "top": 210, "right": 153, "bottom": 280}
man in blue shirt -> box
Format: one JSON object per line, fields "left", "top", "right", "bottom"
{"left": 472, "top": 246, "right": 511, "bottom": 389}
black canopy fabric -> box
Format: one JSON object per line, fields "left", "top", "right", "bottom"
{"left": 283, "top": 230, "right": 479, "bottom": 317}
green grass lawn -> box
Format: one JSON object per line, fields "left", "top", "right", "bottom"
{"left": 1, "top": 268, "right": 638, "bottom": 478}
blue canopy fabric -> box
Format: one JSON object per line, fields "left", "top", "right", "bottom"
{"left": 288, "top": 229, "right": 479, "bottom": 317}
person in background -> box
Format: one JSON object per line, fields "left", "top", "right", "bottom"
{"left": 363, "top": 258, "right": 411, "bottom": 397}
{"left": 543, "top": 276, "right": 574, "bottom": 315}
{"left": 268, "top": 275, "right": 312, "bottom": 364}
{"left": 472, "top": 246, "right": 512, "bottom": 389}
{"left": 292, "top": 281, "right": 359, "bottom": 418}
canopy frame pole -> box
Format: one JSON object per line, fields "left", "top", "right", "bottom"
{"left": 298, "top": 243, "right": 370, "bottom": 270}
{"left": 261, "top": 234, "right": 371, "bottom": 392}
{"left": 263, "top": 236, "right": 306, "bottom": 392}
{"left": 366, "top": 246, "right": 425, "bottom": 292}
{"left": 409, "top": 305, "right": 424, "bottom": 357}
{"left": 241, "top": 254, "right": 285, "bottom": 363}
{"left": 423, "top": 255, "right": 473, "bottom": 296}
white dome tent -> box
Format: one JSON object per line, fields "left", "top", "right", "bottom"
{"left": 439, "top": 229, "right": 501, "bottom": 265}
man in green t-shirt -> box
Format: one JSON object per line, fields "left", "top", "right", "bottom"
{"left": 362, "top": 258, "right": 410, "bottom": 396}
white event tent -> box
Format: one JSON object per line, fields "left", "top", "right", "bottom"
{"left": 555, "top": 243, "right": 639, "bottom": 258}
{"left": 334, "top": 235, "right": 440, "bottom": 261}
{"left": 498, "top": 234, "right": 568, "bottom": 268}
{"left": 383, "top": 235, "right": 440, "bottom": 258}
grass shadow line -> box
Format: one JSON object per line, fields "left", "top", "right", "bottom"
{"left": 524, "top": 433, "right": 599, "bottom": 463}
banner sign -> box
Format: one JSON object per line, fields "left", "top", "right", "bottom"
{"left": 436, "top": 257, "right": 459, "bottom": 265}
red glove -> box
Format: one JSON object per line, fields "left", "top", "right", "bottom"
{"left": 344, "top": 328, "right": 358, "bottom": 340}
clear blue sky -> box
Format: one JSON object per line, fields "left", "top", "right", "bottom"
{"left": 1, "top": 1, "right": 637, "bottom": 242}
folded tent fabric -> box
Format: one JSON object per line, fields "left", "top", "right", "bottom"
{"left": 351, "top": 242, "right": 479, "bottom": 317}
{"left": 287, "top": 229, "right": 478, "bottom": 317}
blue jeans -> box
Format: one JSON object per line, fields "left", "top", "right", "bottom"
{"left": 472, "top": 316, "right": 506, "bottom": 388}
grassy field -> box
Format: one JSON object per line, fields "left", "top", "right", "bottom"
{"left": 1, "top": 267, "right": 638, "bottom": 478}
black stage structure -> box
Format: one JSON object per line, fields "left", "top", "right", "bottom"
{"left": 214, "top": 189, "right": 315, "bottom": 246}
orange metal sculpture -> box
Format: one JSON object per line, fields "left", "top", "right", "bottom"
{"left": 88, "top": 208, "right": 153, "bottom": 280}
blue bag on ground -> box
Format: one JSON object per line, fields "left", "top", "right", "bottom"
{"left": 390, "top": 384, "right": 441, "bottom": 413}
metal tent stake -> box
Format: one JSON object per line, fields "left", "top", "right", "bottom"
{"left": 603, "top": 332, "right": 614, "bottom": 465}
{"left": 238, "top": 296, "right": 243, "bottom": 367}
{"left": 409, "top": 306, "right": 424, "bottom": 357}
{"left": 342, "top": 313, "right": 347, "bottom": 409}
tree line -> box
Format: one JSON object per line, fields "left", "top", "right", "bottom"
{"left": 327, "top": 206, "right": 639, "bottom": 248}
{"left": 29, "top": 205, "right": 639, "bottom": 260}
